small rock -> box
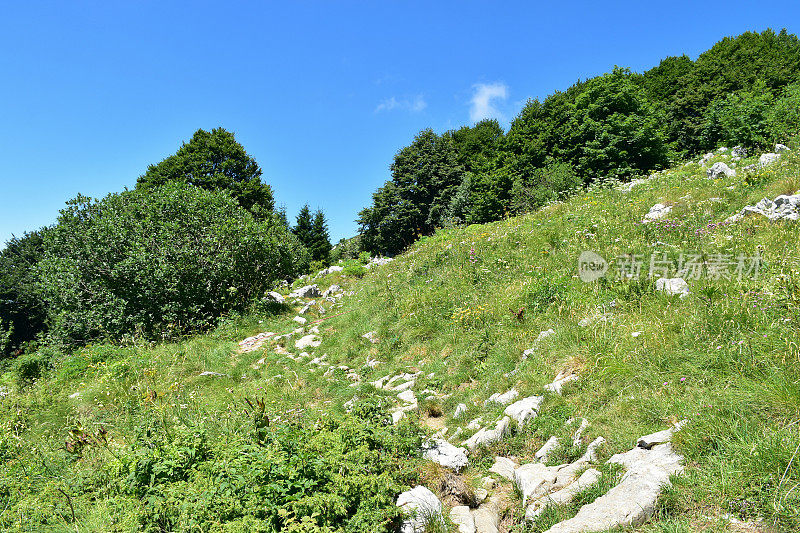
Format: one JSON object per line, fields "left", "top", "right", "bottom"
{"left": 464, "top": 417, "right": 511, "bottom": 451}
{"left": 450, "top": 506, "right": 476, "bottom": 533}
{"left": 294, "top": 335, "right": 321, "bottom": 349}
{"left": 655, "top": 277, "right": 689, "bottom": 298}
{"left": 489, "top": 456, "right": 518, "bottom": 480}
{"left": 535, "top": 436, "right": 560, "bottom": 463}
{"left": 486, "top": 388, "right": 518, "bottom": 406}
{"left": 759, "top": 152, "right": 780, "bottom": 166}
{"left": 265, "top": 291, "right": 285, "bottom": 304}
{"left": 706, "top": 162, "right": 736, "bottom": 179}
{"left": 454, "top": 403, "right": 467, "bottom": 418}
{"left": 292, "top": 316, "right": 307, "bottom": 325}
{"left": 545, "top": 372, "right": 578, "bottom": 395}
{"left": 504, "top": 395, "right": 544, "bottom": 426}
{"left": 775, "top": 143, "right": 790, "bottom": 154}
{"left": 643, "top": 203, "right": 672, "bottom": 222}
{"left": 362, "top": 331, "right": 379, "bottom": 344}
{"left": 198, "top": 371, "right": 227, "bottom": 377}
{"left": 288, "top": 284, "right": 321, "bottom": 299}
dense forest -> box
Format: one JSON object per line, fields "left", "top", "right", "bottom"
{"left": 2, "top": 29, "right": 799, "bottom": 360}
{"left": 358, "top": 29, "right": 800, "bottom": 255}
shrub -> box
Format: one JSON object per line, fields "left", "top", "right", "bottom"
{"left": 12, "top": 346, "right": 59, "bottom": 387}
{"left": 35, "top": 183, "right": 310, "bottom": 346}
{"left": 342, "top": 260, "right": 367, "bottom": 278}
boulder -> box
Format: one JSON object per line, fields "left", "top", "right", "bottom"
{"left": 775, "top": 143, "right": 790, "bottom": 153}
{"left": 759, "top": 153, "right": 780, "bottom": 166}
{"left": 655, "top": 277, "right": 689, "bottom": 298}
{"left": 396, "top": 486, "right": 444, "bottom": 533}
{"left": 643, "top": 203, "right": 672, "bottom": 222}
{"left": 288, "top": 284, "right": 321, "bottom": 299}
{"left": 726, "top": 193, "right": 800, "bottom": 223}
{"left": 265, "top": 291, "right": 285, "bottom": 304}
{"left": 292, "top": 316, "right": 307, "bottom": 325}
{"left": 422, "top": 439, "right": 469, "bottom": 472}
{"left": 525, "top": 468, "right": 602, "bottom": 520}
{"left": 706, "top": 162, "right": 736, "bottom": 179}
{"left": 315, "top": 265, "right": 343, "bottom": 278}
{"left": 464, "top": 417, "right": 511, "bottom": 451}
{"left": 322, "top": 284, "right": 341, "bottom": 297}
{"left": 294, "top": 335, "right": 321, "bottom": 349}
{"left": 450, "top": 506, "right": 476, "bottom": 533}
{"left": 489, "top": 456, "right": 518, "bottom": 480}
{"left": 486, "top": 388, "right": 518, "bottom": 405}
{"left": 504, "top": 395, "right": 544, "bottom": 426}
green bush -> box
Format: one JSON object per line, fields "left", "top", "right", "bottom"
{"left": 342, "top": 260, "right": 367, "bottom": 278}
{"left": 35, "top": 183, "right": 310, "bottom": 346}
{"left": 12, "top": 346, "right": 59, "bottom": 387}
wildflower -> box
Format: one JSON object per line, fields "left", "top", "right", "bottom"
{"left": 680, "top": 377, "right": 686, "bottom": 382}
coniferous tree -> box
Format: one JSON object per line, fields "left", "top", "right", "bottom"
{"left": 292, "top": 205, "right": 314, "bottom": 252}
{"left": 310, "top": 210, "right": 332, "bottom": 264}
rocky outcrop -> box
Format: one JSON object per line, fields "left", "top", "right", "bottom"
{"left": 289, "top": 284, "right": 321, "bottom": 299}
{"left": 422, "top": 439, "right": 469, "bottom": 472}
{"left": 726, "top": 193, "right": 800, "bottom": 223}
{"left": 706, "top": 162, "right": 735, "bottom": 179}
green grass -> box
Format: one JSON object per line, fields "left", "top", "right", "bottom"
{"left": 2, "top": 141, "right": 800, "bottom": 531}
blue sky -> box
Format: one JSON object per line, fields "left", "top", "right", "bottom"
{"left": 1, "top": 1, "right": 798, "bottom": 245}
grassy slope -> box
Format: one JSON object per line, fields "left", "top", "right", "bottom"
{"left": 2, "top": 142, "right": 800, "bottom": 532}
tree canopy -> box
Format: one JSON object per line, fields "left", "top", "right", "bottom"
{"left": 137, "top": 127, "right": 275, "bottom": 213}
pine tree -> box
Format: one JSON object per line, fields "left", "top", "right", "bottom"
{"left": 310, "top": 209, "right": 332, "bottom": 264}
{"left": 292, "top": 205, "right": 314, "bottom": 251}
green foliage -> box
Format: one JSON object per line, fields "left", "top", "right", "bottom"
{"left": 12, "top": 346, "right": 59, "bottom": 387}
{"left": 137, "top": 127, "right": 275, "bottom": 214}
{"left": 0, "top": 231, "right": 47, "bottom": 357}
{"left": 342, "top": 259, "right": 367, "bottom": 278}
{"left": 358, "top": 129, "right": 464, "bottom": 255}
{"left": 330, "top": 237, "right": 362, "bottom": 263}
{"left": 36, "top": 183, "right": 309, "bottom": 346}
{"left": 768, "top": 81, "right": 800, "bottom": 142}
{"left": 701, "top": 82, "right": 776, "bottom": 149}
{"left": 511, "top": 160, "right": 581, "bottom": 214}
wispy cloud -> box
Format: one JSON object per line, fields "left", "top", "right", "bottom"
{"left": 375, "top": 94, "right": 427, "bottom": 113}
{"left": 469, "top": 82, "right": 508, "bottom": 122}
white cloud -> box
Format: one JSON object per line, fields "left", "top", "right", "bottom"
{"left": 375, "top": 94, "right": 427, "bottom": 113}
{"left": 470, "top": 82, "right": 508, "bottom": 122}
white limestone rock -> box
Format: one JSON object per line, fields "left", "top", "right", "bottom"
{"left": 759, "top": 152, "right": 780, "bottom": 166}
{"left": 421, "top": 439, "right": 469, "bottom": 472}
{"left": 294, "top": 335, "right": 321, "bottom": 349}
{"left": 489, "top": 456, "right": 518, "bottom": 480}
{"left": 486, "top": 388, "right": 518, "bottom": 406}
{"left": 454, "top": 403, "right": 468, "bottom": 419}
{"left": 292, "top": 316, "right": 307, "bottom": 325}
{"left": 397, "top": 486, "right": 444, "bottom": 533}
{"left": 535, "top": 436, "right": 560, "bottom": 463}
{"left": 288, "top": 284, "right": 321, "bottom": 299}
{"left": 643, "top": 203, "right": 672, "bottom": 222}
{"left": 526, "top": 468, "right": 602, "bottom": 520}
{"left": 265, "top": 291, "right": 285, "bottom": 304}
{"left": 464, "top": 417, "right": 511, "bottom": 451}
{"left": 450, "top": 506, "right": 476, "bottom": 533}
{"left": 504, "top": 395, "right": 544, "bottom": 426}
{"left": 655, "top": 277, "right": 689, "bottom": 298}
{"left": 706, "top": 162, "right": 736, "bottom": 179}
{"left": 544, "top": 372, "right": 578, "bottom": 395}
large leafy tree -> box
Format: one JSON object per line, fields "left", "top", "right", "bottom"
{"left": 0, "top": 231, "right": 47, "bottom": 356}
{"left": 358, "top": 129, "right": 464, "bottom": 255}
{"left": 137, "top": 127, "right": 274, "bottom": 213}
{"left": 35, "top": 184, "right": 307, "bottom": 346}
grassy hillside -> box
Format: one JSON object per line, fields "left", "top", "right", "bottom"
{"left": 2, "top": 142, "right": 799, "bottom": 532}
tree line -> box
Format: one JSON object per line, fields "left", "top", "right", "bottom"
{"left": 358, "top": 29, "right": 800, "bottom": 255}
{"left": 0, "top": 128, "right": 332, "bottom": 357}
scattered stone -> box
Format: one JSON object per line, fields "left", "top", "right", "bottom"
{"left": 315, "top": 265, "right": 343, "bottom": 278}
{"left": 68, "top": 391, "right": 81, "bottom": 399}
{"left": 362, "top": 331, "right": 379, "bottom": 344}
{"left": 454, "top": 403, "right": 468, "bottom": 418}
{"left": 759, "top": 152, "right": 780, "bottom": 166}
{"left": 525, "top": 468, "right": 602, "bottom": 520}
{"left": 294, "top": 335, "right": 321, "bottom": 349}
{"left": 637, "top": 420, "right": 687, "bottom": 450}
{"left": 544, "top": 441, "right": 683, "bottom": 533}
{"left": 706, "top": 162, "right": 736, "bottom": 179}
{"left": 631, "top": 331, "right": 642, "bottom": 337}
{"left": 198, "top": 371, "right": 227, "bottom": 377}
{"left": 618, "top": 176, "right": 651, "bottom": 193}
{"left": 486, "top": 388, "right": 518, "bottom": 405}
{"left": 474, "top": 488, "right": 488, "bottom": 505}
{"left": 292, "top": 316, "right": 307, "bottom": 325}
{"left": 699, "top": 152, "right": 714, "bottom": 166}
{"left": 464, "top": 417, "right": 511, "bottom": 451}
{"left": 489, "top": 456, "right": 518, "bottom": 480}
{"left": 775, "top": 143, "right": 790, "bottom": 154}
{"left": 365, "top": 257, "right": 394, "bottom": 269}
{"left": 392, "top": 390, "right": 418, "bottom": 424}
{"left": 643, "top": 203, "right": 672, "bottom": 222}
{"left": 504, "top": 395, "right": 544, "bottom": 426}
{"left": 466, "top": 418, "right": 483, "bottom": 430}
{"left": 481, "top": 477, "right": 495, "bottom": 490}
{"left": 655, "top": 277, "right": 690, "bottom": 298}
{"left": 523, "top": 329, "right": 556, "bottom": 358}
{"left": 545, "top": 372, "right": 578, "bottom": 395}
{"left": 299, "top": 301, "right": 315, "bottom": 314}
{"left": 535, "top": 436, "right": 560, "bottom": 463}
{"left": 288, "top": 284, "right": 321, "bottom": 299}
{"left": 265, "top": 291, "right": 285, "bottom": 304}
{"left": 472, "top": 500, "right": 500, "bottom": 533}
{"left": 450, "top": 506, "right": 476, "bottom": 533}
{"left": 396, "top": 486, "right": 444, "bottom": 533}
{"left": 422, "top": 439, "right": 469, "bottom": 472}
{"left": 238, "top": 331, "right": 276, "bottom": 353}
{"left": 322, "top": 284, "right": 341, "bottom": 297}
{"left": 571, "top": 418, "right": 589, "bottom": 446}
{"left": 731, "top": 145, "right": 747, "bottom": 158}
